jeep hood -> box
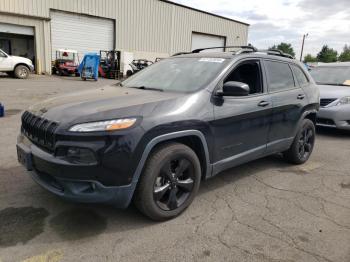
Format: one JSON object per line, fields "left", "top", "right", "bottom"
{"left": 28, "top": 85, "right": 184, "bottom": 124}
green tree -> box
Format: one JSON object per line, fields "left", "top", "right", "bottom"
{"left": 316, "top": 45, "right": 338, "bottom": 63}
{"left": 269, "top": 42, "right": 296, "bottom": 57}
{"left": 338, "top": 45, "right": 350, "bottom": 62}
{"left": 303, "top": 54, "right": 318, "bottom": 63}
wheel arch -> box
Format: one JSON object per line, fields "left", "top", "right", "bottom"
{"left": 14, "top": 63, "right": 31, "bottom": 70}
{"left": 132, "top": 130, "right": 211, "bottom": 185}
{"left": 293, "top": 108, "right": 318, "bottom": 137}
{"left": 304, "top": 111, "right": 317, "bottom": 125}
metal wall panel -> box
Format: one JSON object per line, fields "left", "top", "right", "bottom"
{"left": 0, "top": 0, "right": 249, "bottom": 74}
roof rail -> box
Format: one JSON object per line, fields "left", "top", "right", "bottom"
{"left": 262, "top": 49, "right": 294, "bottom": 59}
{"left": 172, "top": 46, "right": 295, "bottom": 60}
{"left": 192, "top": 45, "right": 258, "bottom": 53}
{"left": 172, "top": 52, "right": 192, "bottom": 57}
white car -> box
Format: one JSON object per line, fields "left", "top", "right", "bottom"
{"left": 0, "top": 49, "right": 34, "bottom": 79}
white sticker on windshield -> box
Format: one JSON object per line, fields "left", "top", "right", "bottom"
{"left": 199, "top": 58, "right": 225, "bottom": 63}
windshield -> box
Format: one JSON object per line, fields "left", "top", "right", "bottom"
{"left": 122, "top": 57, "right": 229, "bottom": 92}
{"left": 310, "top": 66, "right": 350, "bottom": 86}
{"left": 0, "top": 49, "right": 7, "bottom": 57}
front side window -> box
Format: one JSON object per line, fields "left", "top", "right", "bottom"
{"left": 292, "top": 65, "right": 309, "bottom": 86}
{"left": 224, "top": 60, "right": 263, "bottom": 95}
{"left": 122, "top": 57, "right": 230, "bottom": 93}
{"left": 265, "top": 60, "right": 295, "bottom": 92}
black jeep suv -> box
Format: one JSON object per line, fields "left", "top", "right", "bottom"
{"left": 17, "top": 46, "right": 319, "bottom": 220}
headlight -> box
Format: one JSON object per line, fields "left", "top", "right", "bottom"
{"left": 69, "top": 118, "right": 137, "bottom": 132}
{"left": 337, "top": 97, "right": 350, "bottom": 106}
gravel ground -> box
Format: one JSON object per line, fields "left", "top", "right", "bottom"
{"left": 0, "top": 75, "right": 349, "bottom": 262}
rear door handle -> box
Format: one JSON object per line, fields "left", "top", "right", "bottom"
{"left": 297, "top": 94, "right": 305, "bottom": 100}
{"left": 258, "top": 101, "right": 270, "bottom": 107}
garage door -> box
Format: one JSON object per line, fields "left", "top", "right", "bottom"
{"left": 0, "top": 23, "right": 35, "bottom": 62}
{"left": 191, "top": 33, "right": 225, "bottom": 52}
{"left": 51, "top": 11, "right": 114, "bottom": 60}
{"left": 0, "top": 23, "right": 34, "bottom": 36}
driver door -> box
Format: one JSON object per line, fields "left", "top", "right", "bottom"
{"left": 210, "top": 59, "right": 272, "bottom": 174}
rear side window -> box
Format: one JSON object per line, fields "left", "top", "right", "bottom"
{"left": 292, "top": 65, "right": 309, "bottom": 86}
{"left": 265, "top": 61, "right": 295, "bottom": 92}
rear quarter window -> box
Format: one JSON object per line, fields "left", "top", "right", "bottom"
{"left": 291, "top": 64, "right": 309, "bottom": 86}
{"left": 265, "top": 60, "right": 295, "bottom": 92}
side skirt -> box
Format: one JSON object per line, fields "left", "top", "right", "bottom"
{"left": 210, "top": 137, "right": 294, "bottom": 178}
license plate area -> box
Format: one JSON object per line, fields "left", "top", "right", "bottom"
{"left": 17, "top": 144, "right": 33, "bottom": 171}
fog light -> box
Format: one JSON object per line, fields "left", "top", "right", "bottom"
{"left": 66, "top": 147, "right": 97, "bottom": 165}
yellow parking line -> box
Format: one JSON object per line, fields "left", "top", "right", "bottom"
{"left": 22, "top": 250, "right": 63, "bottom": 262}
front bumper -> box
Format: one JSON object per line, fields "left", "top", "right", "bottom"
{"left": 316, "top": 105, "right": 350, "bottom": 130}
{"left": 28, "top": 64, "right": 35, "bottom": 72}
{"left": 61, "top": 67, "right": 77, "bottom": 75}
{"left": 16, "top": 137, "right": 136, "bottom": 208}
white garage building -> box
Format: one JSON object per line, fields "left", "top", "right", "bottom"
{"left": 0, "top": 0, "right": 249, "bottom": 74}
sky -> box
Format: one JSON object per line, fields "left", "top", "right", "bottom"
{"left": 172, "top": 0, "right": 350, "bottom": 59}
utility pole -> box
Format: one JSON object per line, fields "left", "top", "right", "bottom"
{"left": 300, "top": 33, "right": 309, "bottom": 62}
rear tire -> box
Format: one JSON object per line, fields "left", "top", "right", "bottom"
{"left": 14, "top": 65, "right": 29, "bottom": 79}
{"left": 134, "top": 143, "right": 201, "bottom": 221}
{"left": 283, "top": 119, "right": 315, "bottom": 165}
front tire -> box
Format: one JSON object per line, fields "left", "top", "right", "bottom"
{"left": 134, "top": 143, "right": 201, "bottom": 221}
{"left": 283, "top": 119, "right": 316, "bottom": 164}
{"left": 14, "top": 65, "right": 29, "bottom": 79}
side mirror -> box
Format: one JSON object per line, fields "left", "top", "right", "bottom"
{"left": 218, "top": 81, "right": 250, "bottom": 96}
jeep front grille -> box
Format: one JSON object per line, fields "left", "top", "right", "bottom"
{"left": 21, "top": 111, "right": 58, "bottom": 150}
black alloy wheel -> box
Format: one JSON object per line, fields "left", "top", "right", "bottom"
{"left": 298, "top": 126, "right": 314, "bottom": 160}
{"left": 154, "top": 158, "right": 195, "bottom": 211}
{"left": 283, "top": 118, "right": 316, "bottom": 164}
{"left": 134, "top": 143, "right": 201, "bottom": 221}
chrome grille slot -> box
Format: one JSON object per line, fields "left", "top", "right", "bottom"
{"left": 21, "top": 111, "right": 58, "bottom": 150}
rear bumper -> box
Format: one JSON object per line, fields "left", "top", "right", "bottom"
{"left": 316, "top": 105, "right": 350, "bottom": 130}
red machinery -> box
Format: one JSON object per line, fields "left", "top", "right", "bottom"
{"left": 52, "top": 49, "right": 80, "bottom": 76}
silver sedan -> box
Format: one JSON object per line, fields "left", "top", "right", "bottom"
{"left": 310, "top": 62, "right": 350, "bottom": 130}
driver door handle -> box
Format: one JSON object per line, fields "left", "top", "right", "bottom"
{"left": 258, "top": 101, "right": 270, "bottom": 107}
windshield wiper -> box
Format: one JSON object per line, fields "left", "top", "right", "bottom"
{"left": 133, "top": 86, "right": 164, "bottom": 92}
